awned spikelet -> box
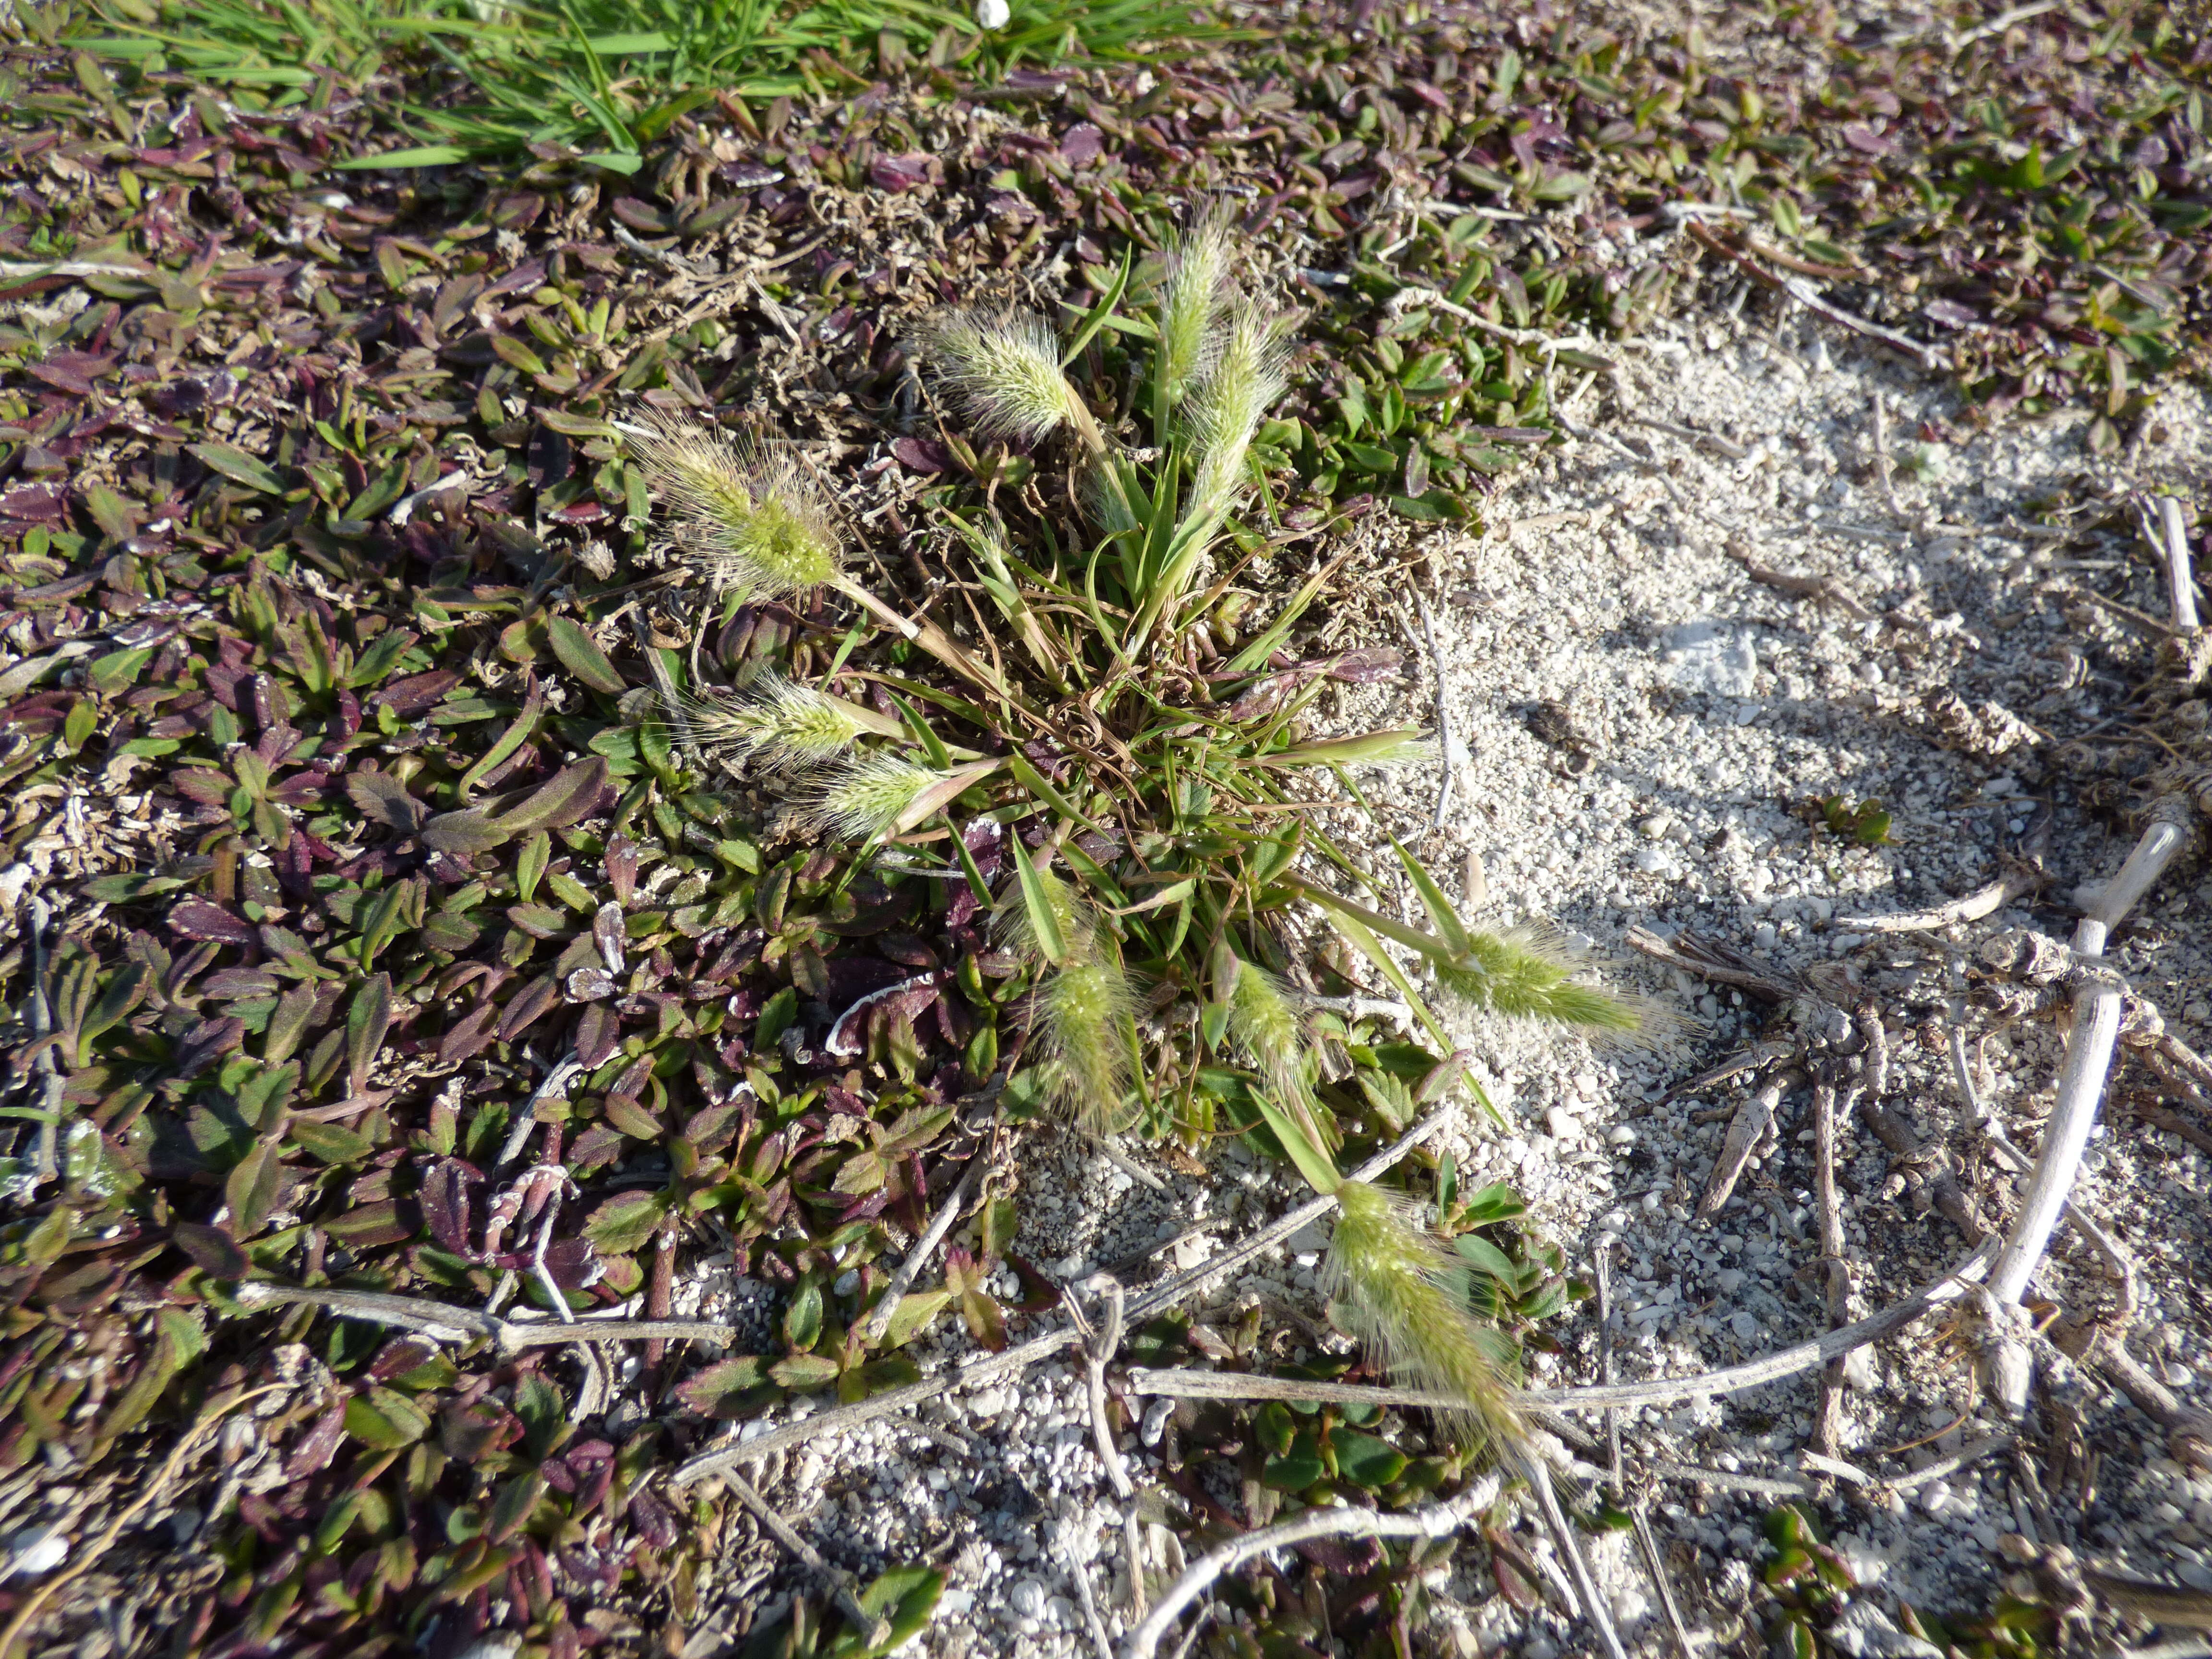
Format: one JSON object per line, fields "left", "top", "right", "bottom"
{"left": 1037, "top": 956, "right": 1138, "bottom": 1133}
{"left": 1224, "top": 957, "right": 1339, "bottom": 1178}
{"left": 914, "top": 309, "right": 1105, "bottom": 456}
{"left": 1159, "top": 212, "right": 1232, "bottom": 407}
{"left": 673, "top": 674, "right": 871, "bottom": 772}
{"left": 796, "top": 753, "right": 950, "bottom": 842}
{"left": 1433, "top": 926, "right": 1672, "bottom": 1047}
{"left": 1324, "top": 1180, "right": 1523, "bottom": 1454}
{"left": 623, "top": 415, "right": 844, "bottom": 600}
{"left": 1184, "top": 302, "right": 1286, "bottom": 532}
{"left": 996, "top": 859, "right": 1137, "bottom": 1132}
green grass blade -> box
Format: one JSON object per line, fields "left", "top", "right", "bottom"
{"left": 1012, "top": 845, "right": 1069, "bottom": 966}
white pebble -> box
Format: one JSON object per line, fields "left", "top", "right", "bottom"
{"left": 4, "top": 1527, "right": 67, "bottom": 1580}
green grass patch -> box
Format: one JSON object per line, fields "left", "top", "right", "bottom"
{"left": 69, "top": 0, "right": 1206, "bottom": 168}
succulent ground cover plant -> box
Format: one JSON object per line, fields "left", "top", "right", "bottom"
{"left": 622, "top": 222, "right": 1662, "bottom": 1453}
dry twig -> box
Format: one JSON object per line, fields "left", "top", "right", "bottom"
{"left": 234, "top": 1282, "right": 743, "bottom": 1354}
{"left": 1699, "top": 1068, "right": 1802, "bottom": 1220}
{"left": 1987, "top": 806, "right": 2194, "bottom": 1303}
{"left": 1121, "top": 1474, "right": 1505, "bottom": 1659}
{"left": 1634, "top": 1506, "right": 1698, "bottom": 1659}
{"left": 1808, "top": 1071, "right": 1854, "bottom": 1458}
{"left": 1129, "top": 1236, "right": 1998, "bottom": 1417}
{"left": 1982, "top": 799, "right": 2196, "bottom": 1410}
{"left": 725, "top": 1469, "right": 892, "bottom": 1649}
{"left": 1626, "top": 926, "right": 1802, "bottom": 1003}
{"left": 674, "top": 1108, "right": 1455, "bottom": 1485}
{"left": 2153, "top": 496, "right": 2201, "bottom": 633}
{"left": 860, "top": 1155, "right": 983, "bottom": 1344}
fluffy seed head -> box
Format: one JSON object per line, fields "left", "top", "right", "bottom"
{"left": 674, "top": 675, "right": 868, "bottom": 772}
{"left": 796, "top": 753, "right": 949, "bottom": 842}
{"left": 915, "top": 309, "right": 1097, "bottom": 450}
{"left": 623, "top": 415, "right": 843, "bottom": 599}
{"left": 1324, "top": 1179, "right": 1522, "bottom": 1452}
{"left": 1036, "top": 958, "right": 1137, "bottom": 1133}
{"left": 1159, "top": 213, "right": 1233, "bottom": 407}
{"left": 997, "top": 861, "right": 1137, "bottom": 1132}
{"left": 1227, "top": 957, "right": 1340, "bottom": 1165}
{"left": 1185, "top": 303, "right": 1286, "bottom": 531}
{"left": 1432, "top": 926, "right": 1671, "bottom": 1046}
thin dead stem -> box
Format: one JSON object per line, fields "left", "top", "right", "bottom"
{"left": 725, "top": 1468, "right": 892, "bottom": 1649}
{"left": 673, "top": 1108, "right": 1455, "bottom": 1486}
{"left": 1809, "top": 1069, "right": 1855, "bottom": 1460}
{"left": 234, "top": 1282, "right": 744, "bottom": 1355}
{"left": 1130, "top": 1236, "right": 1998, "bottom": 1417}
{"left": 861, "top": 1156, "right": 982, "bottom": 1345}
{"left": 1122, "top": 1473, "right": 1505, "bottom": 1659}
{"left": 1987, "top": 805, "right": 2195, "bottom": 1328}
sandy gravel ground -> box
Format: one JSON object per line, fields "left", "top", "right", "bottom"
{"left": 667, "top": 300, "right": 2212, "bottom": 1659}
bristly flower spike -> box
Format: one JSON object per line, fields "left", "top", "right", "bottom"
{"left": 914, "top": 309, "right": 1107, "bottom": 458}
{"left": 1324, "top": 1179, "right": 1524, "bottom": 1454}
{"left": 1159, "top": 211, "right": 1232, "bottom": 408}
{"left": 996, "top": 856, "right": 1137, "bottom": 1133}
{"left": 621, "top": 414, "right": 920, "bottom": 639}
{"left": 1223, "top": 954, "right": 1339, "bottom": 1169}
{"left": 1184, "top": 301, "right": 1286, "bottom": 534}
{"left": 1433, "top": 926, "right": 1673, "bottom": 1047}
{"left": 670, "top": 674, "right": 876, "bottom": 772}
{"left": 797, "top": 753, "right": 953, "bottom": 842}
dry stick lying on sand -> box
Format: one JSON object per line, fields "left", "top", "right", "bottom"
{"left": 1122, "top": 1473, "right": 1507, "bottom": 1659}
{"left": 1128, "top": 1236, "right": 1999, "bottom": 1417}
{"left": 1808, "top": 1069, "right": 1855, "bottom": 1460}
{"left": 1838, "top": 868, "right": 2042, "bottom": 933}
{"left": 859, "top": 1155, "right": 983, "bottom": 1344}
{"left": 234, "top": 1282, "right": 747, "bottom": 1355}
{"left": 672, "top": 1107, "right": 1455, "bottom": 1486}
{"left": 1983, "top": 796, "right": 2198, "bottom": 1412}
{"left": 2155, "top": 495, "right": 2202, "bottom": 633}
{"left": 1841, "top": 805, "right": 2051, "bottom": 935}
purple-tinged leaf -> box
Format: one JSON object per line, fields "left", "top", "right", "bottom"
{"left": 868, "top": 154, "right": 936, "bottom": 192}
{"left": 347, "top": 973, "right": 392, "bottom": 1095}
{"left": 604, "top": 834, "right": 637, "bottom": 904}
{"left": 890, "top": 436, "right": 950, "bottom": 474}
{"left": 496, "top": 974, "right": 560, "bottom": 1042}
{"left": 493, "top": 756, "right": 608, "bottom": 833}
{"left": 168, "top": 899, "right": 255, "bottom": 944}
{"left": 171, "top": 1220, "right": 249, "bottom": 1277}
{"left": 574, "top": 1001, "right": 620, "bottom": 1068}
{"left": 175, "top": 1015, "right": 247, "bottom": 1078}
{"left": 421, "top": 808, "right": 510, "bottom": 855}
{"left": 346, "top": 771, "right": 427, "bottom": 835}
{"left": 420, "top": 1158, "right": 481, "bottom": 1254}
{"left": 367, "top": 1335, "right": 444, "bottom": 1382}
{"left": 673, "top": 1355, "right": 772, "bottom": 1418}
